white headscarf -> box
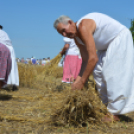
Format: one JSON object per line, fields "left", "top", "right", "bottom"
{"left": 0, "top": 29, "right": 12, "bottom": 46}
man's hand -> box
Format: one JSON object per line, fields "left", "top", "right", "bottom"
{"left": 71, "top": 76, "right": 84, "bottom": 90}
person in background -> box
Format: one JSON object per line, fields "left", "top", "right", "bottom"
{"left": 42, "top": 58, "right": 46, "bottom": 65}
{"left": 31, "top": 57, "right": 36, "bottom": 65}
{"left": 31, "top": 56, "right": 33, "bottom": 62}
{"left": 21, "top": 57, "right": 25, "bottom": 63}
{"left": 0, "top": 25, "right": 19, "bottom": 91}
{"left": 39, "top": 59, "right": 42, "bottom": 65}
{"left": 26, "top": 58, "right": 30, "bottom": 64}
{"left": 18, "top": 58, "right": 20, "bottom": 62}
{"left": 16, "top": 58, "right": 20, "bottom": 63}
{"left": 36, "top": 59, "right": 39, "bottom": 65}
{"left": 47, "top": 57, "right": 50, "bottom": 62}
{"left": 24, "top": 59, "right": 28, "bottom": 64}
{"left": 45, "top": 57, "right": 50, "bottom": 65}
{"left": 60, "top": 37, "right": 82, "bottom": 83}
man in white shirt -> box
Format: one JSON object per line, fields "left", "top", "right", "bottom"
{"left": 53, "top": 13, "right": 134, "bottom": 122}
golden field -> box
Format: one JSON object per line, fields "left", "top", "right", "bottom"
{"left": 0, "top": 55, "right": 134, "bottom": 134}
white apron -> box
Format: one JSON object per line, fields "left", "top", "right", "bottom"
{"left": 5, "top": 45, "right": 19, "bottom": 86}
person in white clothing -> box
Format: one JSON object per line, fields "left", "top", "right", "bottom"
{"left": 0, "top": 25, "right": 19, "bottom": 91}
{"left": 54, "top": 13, "right": 134, "bottom": 122}
{"left": 60, "top": 37, "right": 82, "bottom": 83}
{"left": 42, "top": 58, "right": 47, "bottom": 65}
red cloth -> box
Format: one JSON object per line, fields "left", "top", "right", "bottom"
{"left": 0, "top": 43, "right": 11, "bottom": 85}
{"left": 62, "top": 55, "right": 82, "bottom": 83}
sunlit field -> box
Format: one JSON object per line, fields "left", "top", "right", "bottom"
{"left": 0, "top": 54, "right": 134, "bottom": 134}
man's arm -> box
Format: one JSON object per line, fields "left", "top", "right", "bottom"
{"left": 74, "top": 38, "right": 87, "bottom": 81}
{"left": 77, "top": 19, "right": 98, "bottom": 84}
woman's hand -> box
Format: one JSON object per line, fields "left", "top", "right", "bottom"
{"left": 59, "top": 51, "right": 65, "bottom": 56}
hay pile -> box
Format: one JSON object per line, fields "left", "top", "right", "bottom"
{"left": 51, "top": 88, "right": 107, "bottom": 127}
{"left": 18, "top": 63, "right": 38, "bottom": 88}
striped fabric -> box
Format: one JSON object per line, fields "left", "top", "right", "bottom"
{"left": 0, "top": 43, "right": 11, "bottom": 86}
{"left": 62, "top": 55, "right": 82, "bottom": 83}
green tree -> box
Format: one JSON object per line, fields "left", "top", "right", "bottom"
{"left": 130, "top": 19, "right": 134, "bottom": 42}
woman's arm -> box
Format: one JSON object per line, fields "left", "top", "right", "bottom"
{"left": 60, "top": 43, "right": 69, "bottom": 56}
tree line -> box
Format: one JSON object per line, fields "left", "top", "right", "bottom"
{"left": 130, "top": 19, "right": 134, "bottom": 42}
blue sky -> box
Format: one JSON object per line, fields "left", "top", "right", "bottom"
{"left": 1, "top": 0, "right": 134, "bottom": 59}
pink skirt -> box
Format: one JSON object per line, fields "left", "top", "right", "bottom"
{"left": 0, "top": 43, "right": 11, "bottom": 86}
{"left": 62, "top": 55, "right": 82, "bottom": 83}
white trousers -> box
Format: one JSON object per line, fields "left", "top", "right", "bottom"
{"left": 93, "top": 28, "right": 134, "bottom": 115}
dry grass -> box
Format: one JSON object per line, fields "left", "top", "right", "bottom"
{"left": 18, "top": 54, "right": 108, "bottom": 127}
{"left": 0, "top": 54, "right": 134, "bottom": 133}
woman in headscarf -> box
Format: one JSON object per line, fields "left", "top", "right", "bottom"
{"left": 0, "top": 25, "right": 19, "bottom": 91}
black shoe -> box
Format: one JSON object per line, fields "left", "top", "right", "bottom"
{"left": 12, "top": 85, "right": 19, "bottom": 91}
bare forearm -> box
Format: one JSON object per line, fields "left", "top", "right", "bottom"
{"left": 60, "top": 44, "right": 69, "bottom": 55}
{"left": 79, "top": 61, "right": 87, "bottom": 77}
{"left": 81, "top": 58, "right": 98, "bottom": 84}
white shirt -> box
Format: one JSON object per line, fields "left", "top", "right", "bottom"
{"left": 42, "top": 60, "right": 46, "bottom": 64}
{"left": 63, "top": 37, "right": 81, "bottom": 57}
{"left": 76, "top": 13, "right": 125, "bottom": 50}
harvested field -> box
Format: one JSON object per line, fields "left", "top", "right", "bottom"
{"left": 0, "top": 54, "right": 134, "bottom": 134}
{"left": 1, "top": 87, "right": 134, "bottom": 134}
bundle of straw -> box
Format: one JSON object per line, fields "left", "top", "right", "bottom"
{"left": 51, "top": 88, "right": 108, "bottom": 127}
{"left": 42, "top": 53, "right": 62, "bottom": 76}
